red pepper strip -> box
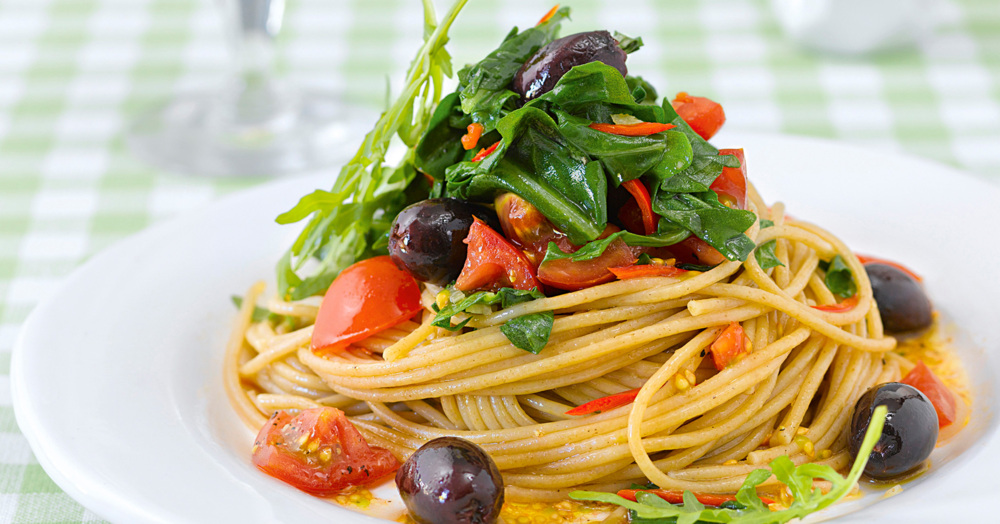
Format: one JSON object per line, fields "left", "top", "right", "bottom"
{"left": 812, "top": 294, "right": 859, "bottom": 312}
{"left": 609, "top": 264, "right": 688, "bottom": 280}
{"left": 536, "top": 4, "right": 560, "bottom": 25}
{"left": 461, "top": 123, "right": 484, "bottom": 151}
{"left": 617, "top": 489, "right": 775, "bottom": 507}
{"left": 856, "top": 254, "right": 922, "bottom": 282}
{"left": 621, "top": 179, "right": 657, "bottom": 235}
{"left": 565, "top": 388, "right": 641, "bottom": 416}
{"left": 589, "top": 122, "right": 676, "bottom": 136}
{"left": 471, "top": 141, "right": 500, "bottom": 162}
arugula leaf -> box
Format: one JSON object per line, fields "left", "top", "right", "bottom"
{"left": 500, "top": 311, "right": 555, "bottom": 353}
{"left": 274, "top": 0, "right": 469, "bottom": 299}
{"left": 231, "top": 295, "right": 270, "bottom": 323}
{"left": 571, "top": 405, "right": 888, "bottom": 524}
{"left": 819, "top": 255, "right": 857, "bottom": 298}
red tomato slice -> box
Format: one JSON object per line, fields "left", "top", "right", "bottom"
{"left": 902, "top": 361, "right": 958, "bottom": 428}
{"left": 713, "top": 149, "right": 747, "bottom": 210}
{"left": 565, "top": 388, "right": 641, "bottom": 416}
{"left": 455, "top": 216, "right": 540, "bottom": 292}
{"left": 311, "top": 256, "right": 422, "bottom": 354}
{"left": 617, "top": 489, "right": 775, "bottom": 507}
{"left": 621, "top": 179, "right": 657, "bottom": 235}
{"left": 710, "top": 321, "right": 747, "bottom": 370}
{"left": 537, "top": 225, "right": 637, "bottom": 291}
{"left": 671, "top": 92, "right": 726, "bottom": 140}
{"left": 252, "top": 408, "right": 400, "bottom": 495}
{"left": 609, "top": 263, "right": 688, "bottom": 280}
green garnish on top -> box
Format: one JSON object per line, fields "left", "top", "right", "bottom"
{"left": 275, "top": 2, "right": 760, "bottom": 297}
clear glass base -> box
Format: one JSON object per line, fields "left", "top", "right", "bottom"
{"left": 127, "top": 82, "right": 370, "bottom": 177}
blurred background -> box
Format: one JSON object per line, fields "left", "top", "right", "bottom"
{"left": 0, "top": 0, "right": 997, "bottom": 520}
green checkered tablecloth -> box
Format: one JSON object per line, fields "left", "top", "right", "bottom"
{"left": 1, "top": 0, "right": 997, "bottom": 521}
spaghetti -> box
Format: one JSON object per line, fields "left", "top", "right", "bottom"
{"left": 225, "top": 186, "right": 907, "bottom": 502}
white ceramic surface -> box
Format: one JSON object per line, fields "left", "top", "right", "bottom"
{"left": 11, "top": 133, "right": 1000, "bottom": 523}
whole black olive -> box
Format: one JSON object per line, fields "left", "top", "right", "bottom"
{"left": 513, "top": 30, "right": 627, "bottom": 101}
{"left": 849, "top": 382, "right": 938, "bottom": 479}
{"left": 396, "top": 437, "right": 504, "bottom": 524}
{"left": 864, "top": 263, "right": 933, "bottom": 332}
{"left": 388, "top": 199, "right": 500, "bottom": 286}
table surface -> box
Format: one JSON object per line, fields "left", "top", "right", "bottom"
{"left": 1, "top": 0, "right": 998, "bottom": 522}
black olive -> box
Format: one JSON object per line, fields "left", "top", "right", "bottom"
{"left": 849, "top": 382, "right": 938, "bottom": 479}
{"left": 864, "top": 263, "right": 933, "bottom": 332}
{"left": 396, "top": 437, "right": 504, "bottom": 524}
{"left": 513, "top": 30, "right": 627, "bottom": 101}
{"left": 388, "top": 199, "right": 500, "bottom": 286}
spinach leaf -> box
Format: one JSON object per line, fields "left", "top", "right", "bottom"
{"left": 754, "top": 220, "right": 784, "bottom": 270}
{"left": 446, "top": 107, "right": 608, "bottom": 244}
{"left": 413, "top": 92, "right": 469, "bottom": 180}
{"left": 535, "top": 62, "right": 665, "bottom": 124}
{"left": 555, "top": 109, "right": 691, "bottom": 186}
{"left": 457, "top": 7, "right": 570, "bottom": 131}
{"left": 626, "top": 75, "right": 657, "bottom": 103}
{"left": 654, "top": 191, "right": 757, "bottom": 262}
{"left": 755, "top": 240, "right": 783, "bottom": 270}
{"left": 500, "top": 311, "right": 555, "bottom": 353}
{"left": 432, "top": 287, "right": 552, "bottom": 352}
{"left": 614, "top": 32, "right": 643, "bottom": 54}
{"left": 819, "top": 255, "right": 857, "bottom": 298}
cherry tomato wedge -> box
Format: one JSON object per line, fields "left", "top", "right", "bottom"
{"left": 857, "top": 254, "right": 922, "bottom": 282}
{"left": 537, "top": 225, "right": 637, "bottom": 291}
{"left": 671, "top": 92, "right": 726, "bottom": 140}
{"left": 811, "top": 294, "right": 859, "bottom": 313}
{"left": 311, "top": 256, "right": 422, "bottom": 354}
{"left": 252, "top": 408, "right": 400, "bottom": 495}
{"left": 621, "top": 179, "right": 657, "bottom": 235}
{"left": 617, "top": 489, "right": 775, "bottom": 507}
{"left": 668, "top": 235, "right": 729, "bottom": 267}
{"left": 902, "top": 361, "right": 958, "bottom": 428}
{"left": 588, "top": 122, "right": 676, "bottom": 136}
{"left": 713, "top": 149, "right": 748, "bottom": 210}
{"left": 709, "top": 321, "right": 747, "bottom": 370}
{"left": 609, "top": 263, "right": 688, "bottom": 280}
{"left": 455, "top": 216, "right": 540, "bottom": 292}
{"left": 565, "top": 388, "right": 641, "bottom": 416}
{"left": 495, "top": 192, "right": 566, "bottom": 266}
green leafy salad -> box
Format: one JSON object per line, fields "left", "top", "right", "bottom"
{"left": 273, "top": 0, "right": 765, "bottom": 302}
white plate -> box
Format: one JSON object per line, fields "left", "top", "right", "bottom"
{"left": 12, "top": 133, "right": 1000, "bottom": 523}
